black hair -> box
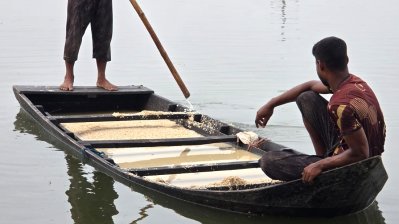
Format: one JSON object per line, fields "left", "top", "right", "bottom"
{"left": 312, "top": 36, "right": 348, "bottom": 72}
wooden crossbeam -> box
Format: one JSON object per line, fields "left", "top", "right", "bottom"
{"left": 35, "top": 105, "right": 45, "bottom": 114}
{"left": 129, "top": 160, "right": 260, "bottom": 176}
{"left": 79, "top": 135, "right": 237, "bottom": 148}
{"left": 48, "top": 113, "right": 190, "bottom": 123}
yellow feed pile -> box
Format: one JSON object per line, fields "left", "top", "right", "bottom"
{"left": 61, "top": 119, "right": 203, "bottom": 141}
{"left": 198, "top": 176, "right": 281, "bottom": 190}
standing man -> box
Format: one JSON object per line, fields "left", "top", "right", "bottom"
{"left": 60, "top": 0, "right": 118, "bottom": 91}
{"left": 255, "top": 37, "right": 386, "bottom": 183}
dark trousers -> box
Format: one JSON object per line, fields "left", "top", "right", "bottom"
{"left": 63, "top": 0, "right": 113, "bottom": 62}
{"left": 259, "top": 91, "right": 339, "bottom": 181}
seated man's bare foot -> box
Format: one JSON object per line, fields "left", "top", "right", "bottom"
{"left": 60, "top": 76, "right": 74, "bottom": 91}
{"left": 97, "top": 79, "right": 118, "bottom": 91}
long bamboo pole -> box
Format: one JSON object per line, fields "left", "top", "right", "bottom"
{"left": 129, "top": 0, "right": 191, "bottom": 99}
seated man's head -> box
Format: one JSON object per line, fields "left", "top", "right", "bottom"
{"left": 312, "top": 37, "right": 349, "bottom": 87}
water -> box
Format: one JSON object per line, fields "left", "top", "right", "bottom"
{"left": 1, "top": 0, "right": 398, "bottom": 223}
{"left": 184, "top": 99, "right": 195, "bottom": 112}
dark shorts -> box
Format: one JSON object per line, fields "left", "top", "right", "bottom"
{"left": 259, "top": 91, "right": 339, "bottom": 181}
{"left": 63, "top": 0, "right": 113, "bottom": 62}
{"left": 259, "top": 149, "right": 323, "bottom": 181}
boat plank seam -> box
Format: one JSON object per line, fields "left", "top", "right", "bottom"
{"left": 78, "top": 136, "right": 238, "bottom": 148}
{"left": 129, "top": 160, "right": 260, "bottom": 176}
{"left": 48, "top": 113, "right": 191, "bottom": 123}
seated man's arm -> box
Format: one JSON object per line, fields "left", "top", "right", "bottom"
{"left": 255, "top": 80, "right": 329, "bottom": 128}
{"left": 302, "top": 127, "right": 369, "bottom": 183}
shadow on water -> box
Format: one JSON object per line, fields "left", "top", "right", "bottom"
{"left": 14, "top": 109, "right": 386, "bottom": 224}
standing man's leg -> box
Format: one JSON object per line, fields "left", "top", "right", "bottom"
{"left": 92, "top": 0, "right": 117, "bottom": 91}
{"left": 61, "top": 0, "right": 92, "bottom": 91}
{"left": 60, "top": 0, "right": 93, "bottom": 91}
{"left": 96, "top": 59, "right": 117, "bottom": 90}
{"left": 61, "top": 61, "right": 75, "bottom": 91}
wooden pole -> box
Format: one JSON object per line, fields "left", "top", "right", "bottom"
{"left": 129, "top": 0, "right": 191, "bottom": 98}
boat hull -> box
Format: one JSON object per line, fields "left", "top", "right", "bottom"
{"left": 13, "top": 85, "right": 388, "bottom": 217}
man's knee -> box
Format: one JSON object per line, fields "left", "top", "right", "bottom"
{"left": 296, "top": 91, "right": 319, "bottom": 108}
{"left": 259, "top": 151, "right": 286, "bottom": 180}
{"left": 258, "top": 150, "right": 309, "bottom": 181}
{"left": 296, "top": 91, "right": 328, "bottom": 120}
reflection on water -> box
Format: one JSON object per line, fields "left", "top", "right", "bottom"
{"left": 280, "top": 0, "right": 286, "bottom": 41}
{"left": 14, "top": 110, "right": 118, "bottom": 223}
{"left": 269, "top": 0, "right": 299, "bottom": 42}
{"left": 144, "top": 187, "right": 386, "bottom": 224}
{"left": 278, "top": 0, "right": 287, "bottom": 41}
{"left": 130, "top": 201, "right": 154, "bottom": 223}
{"left": 65, "top": 155, "right": 118, "bottom": 224}
{"left": 13, "top": 109, "right": 386, "bottom": 223}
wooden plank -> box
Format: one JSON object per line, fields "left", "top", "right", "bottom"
{"left": 35, "top": 105, "right": 45, "bottom": 114}
{"left": 56, "top": 124, "right": 77, "bottom": 139}
{"left": 49, "top": 113, "right": 190, "bottom": 123}
{"left": 129, "top": 160, "right": 260, "bottom": 176}
{"left": 14, "top": 85, "right": 154, "bottom": 95}
{"left": 79, "top": 135, "right": 237, "bottom": 148}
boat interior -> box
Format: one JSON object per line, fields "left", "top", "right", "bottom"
{"left": 16, "top": 86, "right": 280, "bottom": 189}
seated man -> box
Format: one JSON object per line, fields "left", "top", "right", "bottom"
{"left": 255, "top": 36, "right": 386, "bottom": 183}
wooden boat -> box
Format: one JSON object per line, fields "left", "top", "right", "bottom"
{"left": 13, "top": 85, "right": 388, "bottom": 217}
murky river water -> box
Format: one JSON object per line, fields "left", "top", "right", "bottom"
{"left": 1, "top": 0, "right": 398, "bottom": 223}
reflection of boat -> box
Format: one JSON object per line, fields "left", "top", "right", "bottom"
{"left": 13, "top": 85, "right": 388, "bottom": 217}
{"left": 65, "top": 154, "right": 119, "bottom": 223}
{"left": 14, "top": 111, "right": 119, "bottom": 223}
{"left": 129, "top": 182, "right": 387, "bottom": 224}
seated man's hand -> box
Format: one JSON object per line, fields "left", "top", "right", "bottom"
{"left": 255, "top": 104, "right": 274, "bottom": 128}
{"left": 302, "top": 162, "right": 323, "bottom": 183}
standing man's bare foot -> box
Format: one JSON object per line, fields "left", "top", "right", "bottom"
{"left": 60, "top": 61, "right": 75, "bottom": 91}
{"left": 97, "top": 78, "right": 118, "bottom": 91}
{"left": 96, "top": 59, "right": 117, "bottom": 91}
{"left": 60, "top": 74, "right": 74, "bottom": 91}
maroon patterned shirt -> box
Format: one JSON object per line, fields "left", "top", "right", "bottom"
{"left": 328, "top": 74, "right": 386, "bottom": 156}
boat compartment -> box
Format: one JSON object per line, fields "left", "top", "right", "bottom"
{"left": 61, "top": 119, "right": 203, "bottom": 141}
{"left": 96, "top": 143, "right": 260, "bottom": 169}
{"left": 144, "top": 168, "right": 277, "bottom": 189}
